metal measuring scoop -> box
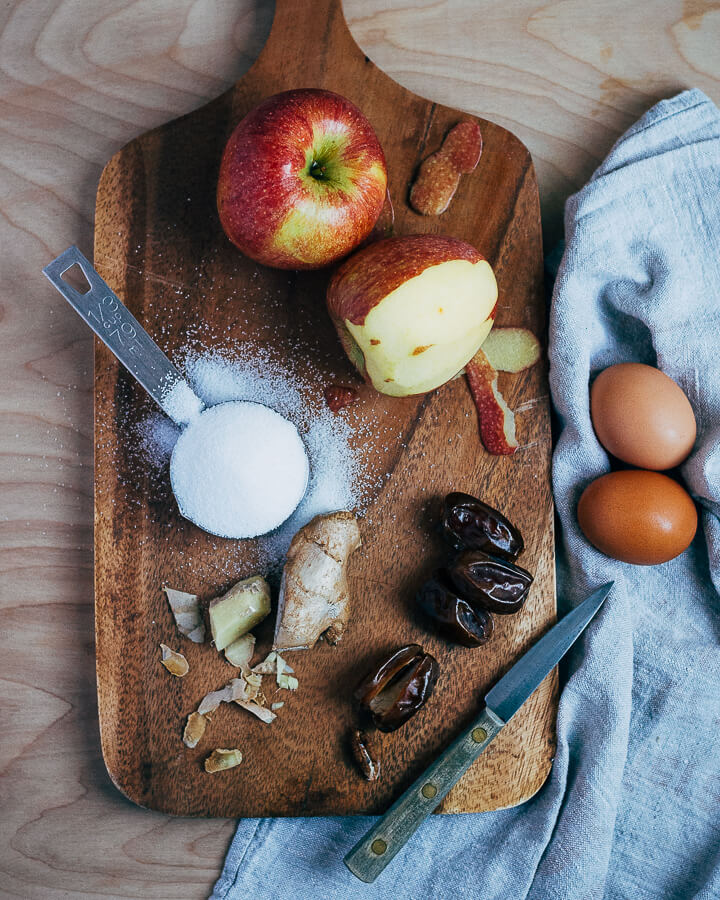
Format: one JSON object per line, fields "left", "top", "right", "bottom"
{"left": 43, "top": 246, "right": 309, "bottom": 539}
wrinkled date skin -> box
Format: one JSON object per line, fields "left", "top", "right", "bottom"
{"left": 354, "top": 644, "right": 439, "bottom": 732}
{"left": 449, "top": 550, "right": 533, "bottom": 614}
{"left": 416, "top": 571, "right": 494, "bottom": 647}
{"left": 442, "top": 492, "right": 524, "bottom": 561}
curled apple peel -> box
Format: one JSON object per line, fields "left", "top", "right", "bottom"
{"left": 463, "top": 327, "right": 541, "bottom": 454}
{"left": 466, "top": 348, "right": 518, "bottom": 456}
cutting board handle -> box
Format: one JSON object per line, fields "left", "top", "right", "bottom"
{"left": 252, "top": 0, "right": 364, "bottom": 79}
{"left": 271, "top": 0, "right": 343, "bottom": 19}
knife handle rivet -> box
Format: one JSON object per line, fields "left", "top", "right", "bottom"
{"left": 471, "top": 727, "right": 488, "bottom": 743}
{"left": 370, "top": 839, "right": 387, "bottom": 856}
{"left": 421, "top": 783, "right": 437, "bottom": 799}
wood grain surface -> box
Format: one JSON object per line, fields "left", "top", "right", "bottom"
{"left": 94, "top": 0, "right": 554, "bottom": 818}
{"left": 2, "top": 0, "right": 718, "bottom": 896}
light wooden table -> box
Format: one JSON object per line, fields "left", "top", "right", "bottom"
{"left": 1, "top": 2, "right": 718, "bottom": 897}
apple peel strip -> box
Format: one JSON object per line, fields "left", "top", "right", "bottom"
{"left": 466, "top": 348, "right": 518, "bottom": 456}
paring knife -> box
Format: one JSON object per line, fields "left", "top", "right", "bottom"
{"left": 344, "top": 581, "right": 614, "bottom": 883}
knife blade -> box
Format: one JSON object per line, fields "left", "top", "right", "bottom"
{"left": 344, "top": 582, "right": 614, "bottom": 883}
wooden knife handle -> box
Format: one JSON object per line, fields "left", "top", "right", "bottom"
{"left": 344, "top": 707, "right": 505, "bottom": 883}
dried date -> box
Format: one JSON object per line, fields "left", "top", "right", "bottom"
{"left": 354, "top": 644, "right": 439, "bottom": 733}
{"left": 324, "top": 384, "right": 359, "bottom": 413}
{"left": 415, "top": 571, "right": 494, "bottom": 647}
{"left": 449, "top": 550, "right": 533, "bottom": 614}
{"left": 442, "top": 492, "right": 524, "bottom": 560}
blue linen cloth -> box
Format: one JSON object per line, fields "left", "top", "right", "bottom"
{"left": 212, "top": 89, "right": 720, "bottom": 900}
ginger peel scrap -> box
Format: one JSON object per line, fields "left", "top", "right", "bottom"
{"left": 183, "top": 711, "right": 207, "bottom": 748}
{"left": 159, "top": 643, "right": 189, "bottom": 677}
{"left": 164, "top": 587, "right": 205, "bottom": 643}
{"left": 204, "top": 748, "right": 243, "bottom": 773}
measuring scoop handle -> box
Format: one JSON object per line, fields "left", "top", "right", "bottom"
{"left": 43, "top": 247, "right": 203, "bottom": 425}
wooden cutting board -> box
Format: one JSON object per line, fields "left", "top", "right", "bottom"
{"left": 93, "top": 0, "right": 555, "bottom": 817}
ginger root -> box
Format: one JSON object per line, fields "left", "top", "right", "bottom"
{"left": 273, "top": 511, "right": 362, "bottom": 651}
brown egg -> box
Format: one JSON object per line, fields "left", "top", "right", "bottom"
{"left": 590, "top": 363, "right": 696, "bottom": 470}
{"left": 577, "top": 470, "right": 697, "bottom": 565}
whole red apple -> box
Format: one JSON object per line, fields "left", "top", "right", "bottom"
{"left": 217, "top": 89, "right": 388, "bottom": 270}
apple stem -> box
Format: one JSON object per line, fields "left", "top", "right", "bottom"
{"left": 309, "top": 160, "right": 327, "bottom": 180}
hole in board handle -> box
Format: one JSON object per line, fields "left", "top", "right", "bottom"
{"left": 61, "top": 262, "right": 91, "bottom": 295}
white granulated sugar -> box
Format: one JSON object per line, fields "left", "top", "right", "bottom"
{"left": 134, "top": 341, "right": 375, "bottom": 572}
{"left": 170, "top": 402, "right": 309, "bottom": 539}
{"left": 300, "top": 417, "right": 355, "bottom": 521}
{"left": 136, "top": 411, "right": 180, "bottom": 463}
{"left": 186, "top": 349, "right": 305, "bottom": 419}
{"left": 160, "top": 378, "right": 204, "bottom": 425}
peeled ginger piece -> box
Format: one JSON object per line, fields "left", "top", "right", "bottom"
{"left": 224, "top": 633, "right": 256, "bottom": 668}
{"left": 209, "top": 575, "right": 271, "bottom": 651}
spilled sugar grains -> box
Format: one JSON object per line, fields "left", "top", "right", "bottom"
{"left": 133, "top": 342, "right": 379, "bottom": 573}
